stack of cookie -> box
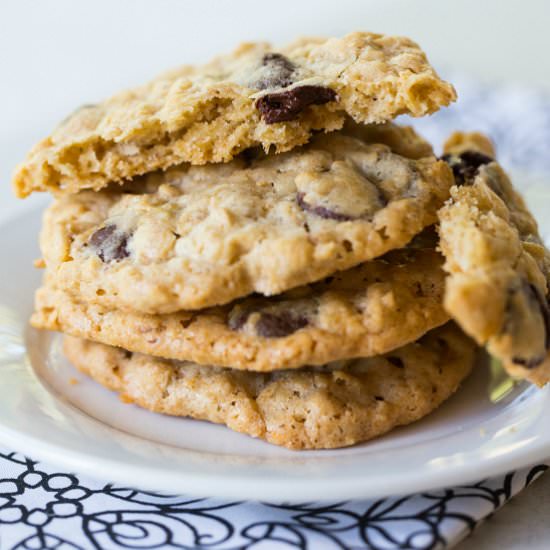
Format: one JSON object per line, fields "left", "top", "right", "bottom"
{"left": 14, "top": 32, "right": 550, "bottom": 449}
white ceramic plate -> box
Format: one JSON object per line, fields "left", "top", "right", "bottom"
{"left": 1, "top": 175, "right": 550, "bottom": 502}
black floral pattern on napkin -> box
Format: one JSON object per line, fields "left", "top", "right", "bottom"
{"left": 0, "top": 451, "right": 546, "bottom": 550}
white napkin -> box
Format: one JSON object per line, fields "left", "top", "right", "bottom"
{"left": 0, "top": 448, "right": 545, "bottom": 549}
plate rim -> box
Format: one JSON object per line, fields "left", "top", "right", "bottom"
{"left": 0, "top": 385, "right": 549, "bottom": 502}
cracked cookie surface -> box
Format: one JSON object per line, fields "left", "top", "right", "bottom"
{"left": 39, "top": 128, "right": 452, "bottom": 314}
{"left": 438, "top": 132, "right": 550, "bottom": 386}
{"left": 63, "top": 323, "right": 474, "bottom": 450}
{"left": 13, "top": 32, "right": 455, "bottom": 197}
{"left": 33, "top": 246, "right": 449, "bottom": 371}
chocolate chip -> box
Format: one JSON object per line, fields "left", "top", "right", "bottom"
{"left": 253, "top": 53, "right": 296, "bottom": 90}
{"left": 228, "top": 305, "right": 309, "bottom": 337}
{"left": 507, "top": 282, "right": 550, "bottom": 369}
{"left": 296, "top": 192, "right": 354, "bottom": 222}
{"left": 263, "top": 53, "right": 294, "bottom": 70}
{"left": 89, "top": 225, "right": 129, "bottom": 263}
{"left": 442, "top": 150, "right": 493, "bottom": 185}
{"left": 255, "top": 311, "right": 308, "bottom": 338}
{"left": 256, "top": 85, "right": 337, "bottom": 124}
{"left": 511, "top": 355, "right": 545, "bottom": 369}
{"left": 228, "top": 309, "right": 251, "bottom": 331}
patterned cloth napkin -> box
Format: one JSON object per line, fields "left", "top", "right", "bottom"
{"left": 2, "top": 76, "right": 550, "bottom": 550}
{"left": 0, "top": 449, "right": 545, "bottom": 550}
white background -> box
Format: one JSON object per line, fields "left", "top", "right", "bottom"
{"left": 1, "top": 1, "right": 549, "bottom": 548}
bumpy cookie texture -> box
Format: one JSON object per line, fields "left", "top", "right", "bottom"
{"left": 342, "top": 119, "right": 434, "bottom": 160}
{"left": 63, "top": 323, "right": 474, "bottom": 450}
{"left": 12, "top": 32, "right": 455, "bottom": 197}
{"left": 33, "top": 247, "right": 449, "bottom": 371}
{"left": 438, "top": 132, "right": 550, "bottom": 386}
{"left": 40, "top": 129, "right": 452, "bottom": 314}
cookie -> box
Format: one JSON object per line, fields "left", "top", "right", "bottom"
{"left": 33, "top": 246, "right": 449, "bottom": 371}
{"left": 13, "top": 32, "right": 455, "bottom": 198}
{"left": 342, "top": 119, "right": 434, "bottom": 160}
{"left": 39, "top": 129, "right": 453, "bottom": 314}
{"left": 438, "top": 132, "right": 550, "bottom": 386}
{"left": 62, "top": 322, "right": 474, "bottom": 450}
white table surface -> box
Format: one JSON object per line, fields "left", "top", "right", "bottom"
{"left": 1, "top": 1, "right": 549, "bottom": 547}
